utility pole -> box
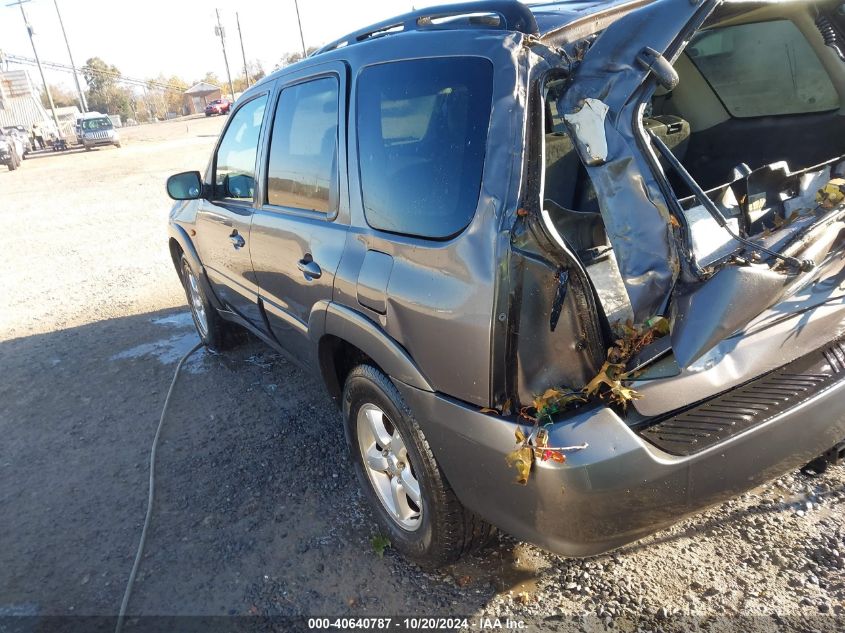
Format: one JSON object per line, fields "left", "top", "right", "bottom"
{"left": 236, "top": 12, "right": 250, "bottom": 87}
{"left": 53, "top": 0, "right": 86, "bottom": 112}
{"left": 292, "top": 0, "right": 306, "bottom": 57}
{"left": 215, "top": 8, "right": 235, "bottom": 101}
{"left": 7, "top": 0, "right": 61, "bottom": 134}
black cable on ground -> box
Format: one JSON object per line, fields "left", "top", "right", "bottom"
{"left": 114, "top": 340, "right": 204, "bottom": 633}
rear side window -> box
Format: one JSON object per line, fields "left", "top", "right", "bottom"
{"left": 687, "top": 20, "right": 840, "bottom": 117}
{"left": 266, "top": 76, "right": 339, "bottom": 213}
{"left": 356, "top": 57, "right": 494, "bottom": 239}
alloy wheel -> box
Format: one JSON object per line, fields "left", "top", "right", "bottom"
{"left": 356, "top": 403, "right": 423, "bottom": 530}
{"left": 183, "top": 264, "right": 209, "bottom": 340}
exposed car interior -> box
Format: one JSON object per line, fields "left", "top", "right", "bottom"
{"left": 651, "top": 6, "right": 845, "bottom": 192}
{"left": 543, "top": 0, "right": 845, "bottom": 302}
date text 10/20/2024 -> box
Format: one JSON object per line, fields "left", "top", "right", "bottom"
{"left": 307, "top": 617, "right": 527, "bottom": 630}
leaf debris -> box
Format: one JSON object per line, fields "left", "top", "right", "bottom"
{"left": 816, "top": 178, "right": 845, "bottom": 210}
{"left": 505, "top": 316, "right": 670, "bottom": 484}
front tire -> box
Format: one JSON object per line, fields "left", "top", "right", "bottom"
{"left": 178, "top": 253, "right": 237, "bottom": 351}
{"left": 343, "top": 365, "right": 494, "bottom": 568}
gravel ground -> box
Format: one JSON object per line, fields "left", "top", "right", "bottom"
{"left": 0, "top": 117, "right": 842, "bottom": 633}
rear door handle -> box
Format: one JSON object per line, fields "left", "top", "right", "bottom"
{"left": 297, "top": 256, "right": 322, "bottom": 279}
{"left": 229, "top": 230, "right": 245, "bottom": 249}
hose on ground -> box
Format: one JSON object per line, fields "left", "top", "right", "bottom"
{"left": 114, "top": 340, "right": 204, "bottom": 633}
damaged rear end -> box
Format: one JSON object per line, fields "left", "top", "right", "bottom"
{"left": 443, "top": 0, "right": 845, "bottom": 555}
{"left": 519, "top": 0, "right": 845, "bottom": 424}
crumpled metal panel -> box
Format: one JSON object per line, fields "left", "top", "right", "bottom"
{"left": 669, "top": 264, "right": 791, "bottom": 368}
{"left": 557, "top": 0, "right": 718, "bottom": 321}
{"left": 632, "top": 263, "right": 845, "bottom": 416}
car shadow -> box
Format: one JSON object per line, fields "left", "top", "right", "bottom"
{"left": 22, "top": 146, "right": 90, "bottom": 160}
{"left": 0, "top": 307, "right": 517, "bottom": 619}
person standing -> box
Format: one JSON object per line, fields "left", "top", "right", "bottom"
{"left": 31, "top": 122, "right": 45, "bottom": 150}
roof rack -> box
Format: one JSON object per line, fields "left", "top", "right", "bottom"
{"left": 312, "top": 0, "right": 539, "bottom": 56}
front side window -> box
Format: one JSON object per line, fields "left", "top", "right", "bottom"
{"left": 266, "top": 76, "right": 339, "bottom": 213}
{"left": 213, "top": 94, "right": 268, "bottom": 201}
{"left": 687, "top": 20, "right": 840, "bottom": 117}
{"left": 356, "top": 57, "right": 494, "bottom": 239}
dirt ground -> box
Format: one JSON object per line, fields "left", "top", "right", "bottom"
{"left": 0, "top": 116, "right": 843, "bottom": 632}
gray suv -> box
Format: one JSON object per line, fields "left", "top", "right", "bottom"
{"left": 167, "top": 0, "right": 845, "bottom": 567}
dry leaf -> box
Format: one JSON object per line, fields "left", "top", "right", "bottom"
{"left": 532, "top": 387, "right": 586, "bottom": 417}
{"left": 816, "top": 178, "right": 845, "bottom": 209}
{"left": 479, "top": 407, "right": 500, "bottom": 416}
{"left": 505, "top": 446, "right": 534, "bottom": 485}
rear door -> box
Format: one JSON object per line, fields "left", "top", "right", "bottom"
{"left": 195, "top": 92, "right": 269, "bottom": 326}
{"left": 249, "top": 62, "right": 349, "bottom": 366}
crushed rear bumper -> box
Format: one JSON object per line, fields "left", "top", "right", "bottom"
{"left": 396, "top": 362, "right": 845, "bottom": 557}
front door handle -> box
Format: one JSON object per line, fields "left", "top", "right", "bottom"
{"left": 297, "top": 256, "right": 322, "bottom": 279}
{"left": 229, "top": 230, "right": 245, "bottom": 249}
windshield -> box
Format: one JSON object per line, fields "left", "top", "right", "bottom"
{"left": 82, "top": 118, "right": 113, "bottom": 131}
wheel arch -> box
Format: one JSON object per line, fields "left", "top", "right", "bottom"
{"left": 310, "top": 301, "right": 434, "bottom": 405}
{"left": 168, "top": 222, "right": 224, "bottom": 311}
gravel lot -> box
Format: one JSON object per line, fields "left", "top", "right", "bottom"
{"left": 0, "top": 117, "right": 843, "bottom": 632}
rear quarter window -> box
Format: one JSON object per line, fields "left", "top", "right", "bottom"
{"left": 356, "top": 56, "right": 494, "bottom": 239}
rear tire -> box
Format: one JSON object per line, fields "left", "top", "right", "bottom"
{"left": 342, "top": 364, "right": 494, "bottom": 568}
{"left": 178, "top": 253, "right": 238, "bottom": 351}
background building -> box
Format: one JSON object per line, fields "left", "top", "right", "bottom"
{"left": 0, "top": 69, "right": 54, "bottom": 132}
{"left": 182, "top": 82, "right": 222, "bottom": 115}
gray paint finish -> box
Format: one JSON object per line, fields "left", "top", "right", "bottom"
{"left": 356, "top": 250, "right": 393, "bottom": 315}
{"left": 397, "top": 374, "right": 845, "bottom": 556}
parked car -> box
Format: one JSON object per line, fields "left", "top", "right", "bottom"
{"left": 1, "top": 126, "right": 33, "bottom": 156}
{"left": 205, "top": 98, "right": 232, "bottom": 116}
{"left": 166, "top": 0, "right": 845, "bottom": 567}
{"left": 79, "top": 114, "right": 120, "bottom": 150}
{"left": 0, "top": 130, "right": 24, "bottom": 171}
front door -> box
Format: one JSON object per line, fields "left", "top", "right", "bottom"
{"left": 249, "top": 64, "right": 349, "bottom": 367}
{"left": 195, "top": 92, "right": 269, "bottom": 326}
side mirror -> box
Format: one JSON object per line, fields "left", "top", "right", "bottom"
{"left": 166, "top": 171, "right": 202, "bottom": 200}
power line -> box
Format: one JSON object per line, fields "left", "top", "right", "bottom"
{"left": 3, "top": 53, "right": 187, "bottom": 93}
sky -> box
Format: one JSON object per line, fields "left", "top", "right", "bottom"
{"left": 0, "top": 0, "right": 456, "bottom": 90}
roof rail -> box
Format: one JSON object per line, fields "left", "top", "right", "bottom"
{"left": 312, "top": 0, "right": 539, "bottom": 56}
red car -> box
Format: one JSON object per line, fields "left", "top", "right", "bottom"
{"left": 204, "top": 98, "right": 232, "bottom": 116}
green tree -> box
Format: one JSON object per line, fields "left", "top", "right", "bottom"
{"left": 81, "top": 56, "right": 120, "bottom": 95}
{"left": 82, "top": 57, "right": 130, "bottom": 117}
